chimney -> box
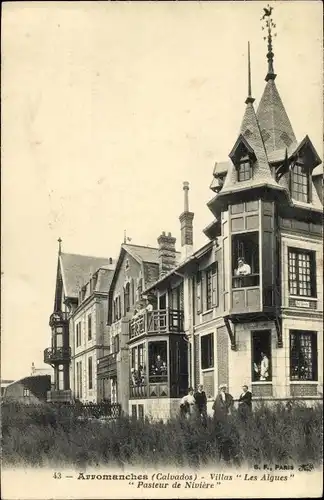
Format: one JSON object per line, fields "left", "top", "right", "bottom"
{"left": 157, "top": 231, "right": 177, "bottom": 277}
{"left": 179, "top": 181, "right": 194, "bottom": 260}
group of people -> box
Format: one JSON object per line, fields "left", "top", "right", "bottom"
{"left": 150, "top": 355, "right": 167, "bottom": 377}
{"left": 180, "top": 383, "right": 252, "bottom": 463}
{"left": 180, "top": 383, "right": 252, "bottom": 424}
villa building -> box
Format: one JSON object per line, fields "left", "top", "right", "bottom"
{"left": 44, "top": 239, "right": 115, "bottom": 403}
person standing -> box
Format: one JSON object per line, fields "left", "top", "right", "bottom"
{"left": 180, "top": 387, "right": 195, "bottom": 420}
{"left": 260, "top": 352, "right": 269, "bottom": 381}
{"left": 212, "top": 385, "right": 236, "bottom": 463}
{"left": 194, "top": 384, "right": 207, "bottom": 428}
{"left": 238, "top": 384, "right": 252, "bottom": 420}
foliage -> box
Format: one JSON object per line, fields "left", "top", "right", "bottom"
{"left": 1, "top": 401, "right": 323, "bottom": 469}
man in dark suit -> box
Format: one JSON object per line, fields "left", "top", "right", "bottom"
{"left": 238, "top": 384, "right": 252, "bottom": 421}
{"left": 194, "top": 384, "right": 207, "bottom": 428}
{"left": 212, "top": 385, "right": 237, "bottom": 463}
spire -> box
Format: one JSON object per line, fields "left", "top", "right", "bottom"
{"left": 261, "top": 4, "right": 277, "bottom": 81}
{"left": 245, "top": 42, "right": 255, "bottom": 104}
{"left": 58, "top": 237, "right": 62, "bottom": 255}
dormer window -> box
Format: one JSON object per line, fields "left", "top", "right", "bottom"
{"left": 290, "top": 162, "right": 310, "bottom": 203}
{"left": 237, "top": 156, "right": 252, "bottom": 182}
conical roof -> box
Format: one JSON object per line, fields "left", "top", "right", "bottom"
{"left": 220, "top": 100, "right": 282, "bottom": 194}
{"left": 256, "top": 79, "right": 297, "bottom": 155}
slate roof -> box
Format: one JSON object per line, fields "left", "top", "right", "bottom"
{"left": 60, "top": 253, "right": 112, "bottom": 298}
{"left": 123, "top": 244, "right": 181, "bottom": 264}
{"left": 96, "top": 268, "right": 114, "bottom": 294}
{"left": 256, "top": 79, "right": 298, "bottom": 154}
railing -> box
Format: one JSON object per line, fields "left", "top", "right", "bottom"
{"left": 232, "top": 274, "right": 260, "bottom": 288}
{"left": 44, "top": 347, "right": 71, "bottom": 364}
{"left": 49, "top": 311, "right": 69, "bottom": 326}
{"left": 97, "top": 353, "right": 117, "bottom": 378}
{"left": 129, "top": 309, "right": 184, "bottom": 340}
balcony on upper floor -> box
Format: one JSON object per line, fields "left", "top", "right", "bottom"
{"left": 129, "top": 308, "right": 184, "bottom": 341}
{"left": 44, "top": 347, "right": 71, "bottom": 365}
{"left": 49, "top": 311, "right": 69, "bottom": 327}
{"left": 97, "top": 353, "right": 117, "bottom": 379}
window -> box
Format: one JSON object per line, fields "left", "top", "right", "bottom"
{"left": 23, "top": 388, "right": 30, "bottom": 397}
{"left": 201, "top": 333, "right": 214, "bottom": 369}
{"left": 138, "top": 404, "right": 144, "bottom": 421}
{"left": 288, "top": 248, "right": 316, "bottom": 297}
{"left": 88, "top": 357, "right": 93, "bottom": 390}
{"left": 113, "top": 334, "right": 120, "bottom": 353}
{"left": 131, "top": 405, "right": 137, "bottom": 419}
{"left": 125, "top": 259, "right": 130, "bottom": 271}
{"left": 252, "top": 331, "right": 271, "bottom": 382}
{"left": 204, "top": 263, "right": 218, "bottom": 310}
{"left": 130, "top": 343, "right": 146, "bottom": 386}
{"left": 124, "top": 282, "right": 130, "bottom": 314}
{"left": 290, "top": 331, "right": 317, "bottom": 381}
{"left": 196, "top": 272, "right": 202, "bottom": 314}
{"left": 76, "top": 361, "right": 82, "bottom": 399}
{"left": 56, "top": 333, "right": 63, "bottom": 348}
{"left": 58, "top": 365, "right": 64, "bottom": 390}
{"left": 232, "top": 232, "right": 259, "bottom": 288}
{"left": 88, "top": 314, "right": 92, "bottom": 340}
{"left": 148, "top": 341, "right": 167, "bottom": 382}
{"left": 290, "top": 163, "right": 310, "bottom": 203}
{"left": 76, "top": 322, "right": 82, "bottom": 348}
{"left": 237, "top": 156, "right": 252, "bottom": 182}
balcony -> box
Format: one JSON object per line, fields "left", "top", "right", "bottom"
{"left": 129, "top": 308, "right": 184, "bottom": 340}
{"left": 49, "top": 311, "right": 69, "bottom": 327}
{"left": 44, "top": 347, "right": 71, "bottom": 365}
{"left": 97, "top": 353, "right": 117, "bottom": 379}
{"left": 46, "top": 389, "right": 72, "bottom": 403}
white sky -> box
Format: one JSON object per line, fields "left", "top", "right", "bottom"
{"left": 2, "top": 1, "right": 322, "bottom": 380}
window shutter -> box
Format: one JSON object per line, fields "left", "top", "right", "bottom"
{"left": 196, "top": 272, "right": 202, "bottom": 314}
{"left": 212, "top": 262, "right": 218, "bottom": 307}
{"left": 201, "top": 272, "right": 206, "bottom": 312}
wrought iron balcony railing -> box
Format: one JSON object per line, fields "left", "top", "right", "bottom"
{"left": 129, "top": 308, "right": 184, "bottom": 340}
{"left": 44, "top": 347, "right": 71, "bottom": 364}
{"left": 49, "top": 311, "right": 69, "bottom": 326}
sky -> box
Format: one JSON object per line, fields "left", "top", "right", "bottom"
{"left": 2, "top": 1, "right": 322, "bottom": 381}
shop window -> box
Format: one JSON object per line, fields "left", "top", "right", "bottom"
{"left": 290, "top": 331, "right": 317, "bottom": 381}
{"left": 149, "top": 341, "right": 167, "bottom": 382}
{"left": 232, "top": 232, "right": 259, "bottom": 288}
{"left": 252, "top": 331, "right": 272, "bottom": 382}
{"left": 288, "top": 248, "right": 316, "bottom": 297}
{"left": 201, "top": 333, "right": 214, "bottom": 370}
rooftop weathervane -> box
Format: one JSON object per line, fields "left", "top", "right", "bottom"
{"left": 261, "top": 4, "right": 277, "bottom": 81}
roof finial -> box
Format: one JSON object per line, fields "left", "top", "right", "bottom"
{"left": 183, "top": 181, "right": 190, "bottom": 212}
{"left": 58, "top": 237, "right": 62, "bottom": 255}
{"left": 245, "top": 42, "right": 255, "bottom": 104}
{"left": 123, "top": 230, "right": 126, "bottom": 244}
{"left": 261, "top": 4, "right": 277, "bottom": 81}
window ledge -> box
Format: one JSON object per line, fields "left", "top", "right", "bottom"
{"left": 289, "top": 296, "right": 317, "bottom": 301}
{"left": 290, "top": 381, "right": 318, "bottom": 384}
{"left": 252, "top": 381, "right": 272, "bottom": 385}
{"left": 202, "top": 309, "right": 213, "bottom": 315}
{"left": 201, "top": 367, "right": 214, "bottom": 373}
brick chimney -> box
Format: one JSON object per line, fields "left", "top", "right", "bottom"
{"left": 179, "top": 181, "right": 194, "bottom": 260}
{"left": 157, "top": 231, "right": 177, "bottom": 277}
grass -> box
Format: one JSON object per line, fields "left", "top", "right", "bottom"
{"left": 1, "top": 401, "right": 323, "bottom": 469}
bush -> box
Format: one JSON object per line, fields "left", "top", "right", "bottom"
{"left": 1, "top": 401, "right": 323, "bottom": 468}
